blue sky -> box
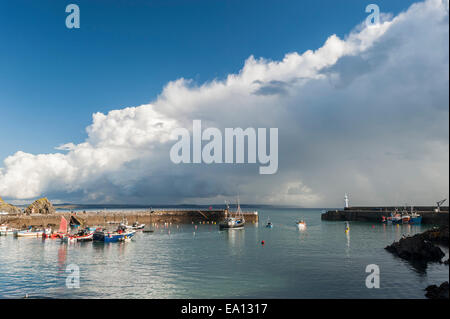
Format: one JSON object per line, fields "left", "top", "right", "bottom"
{"left": 0, "top": 0, "right": 418, "bottom": 162}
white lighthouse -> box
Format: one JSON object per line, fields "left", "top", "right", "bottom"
{"left": 344, "top": 193, "right": 349, "bottom": 208}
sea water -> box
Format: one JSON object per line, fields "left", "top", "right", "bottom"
{"left": 0, "top": 208, "right": 448, "bottom": 298}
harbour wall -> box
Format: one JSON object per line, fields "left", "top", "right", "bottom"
{"left": 321, "top": 206, "right": 449, "bottom": 225}
{"left": 0, "top": 209, "right": 259, "bottom": 229}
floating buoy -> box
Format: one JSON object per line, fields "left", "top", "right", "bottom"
{"left": 261, "top": 240, "right": 265, "bottom": 245}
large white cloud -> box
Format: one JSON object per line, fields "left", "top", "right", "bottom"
{"left": 0, "top": 0, "right": 448, "bottom": 206}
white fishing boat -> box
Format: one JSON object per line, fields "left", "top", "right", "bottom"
{"left": 0, "top": 225, "right": 16, "bottom": 236}
{"left": 219, "top": 198, "right": 245, "bottom": 230}
{"left": 14, "top": 227, "right": 44, "bottom": 237}
{"left": 127, "top": 221, "right": 146, "bottom": 230}
{"left": 119, "top": 219, "right": 145, "bottom": 230}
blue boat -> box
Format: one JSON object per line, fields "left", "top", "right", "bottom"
{"left": 93, "top": 226, "right": 136, "bottom": 242}
{"left": 410, "top": 213, "right": 422, "bottom": 225}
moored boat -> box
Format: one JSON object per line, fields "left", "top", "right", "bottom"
{"left": 391, "top": 214, "right": 402, "bottom": 224}
{"left": 121, "top": 220, "right": 145, "bottom": 230}
{"left": 401, "top": 214, "right": 411, "bottom": 224}
{"left": 381, "top": 216, "right": 392, "bottom": 224}
{"left": 219, "top": 199, "right": 245, "bottom": 230}
{"left": 297, "top": 220, "right": 307, "bottom": 230}
{"left": 62, "top": 227, "right": 94, "bottom": 243}
{"left": 93, "top": 225, "right": 136, "bottom": 243}
{"left": 43, "top": 216, "right": 69, "bottom": 239}
{"left": 14, "top": 227, "right": 44, "bottom": 237}
{"left": 410, "top": 213, "right": 422, "bottom": 224}
{"left": 0, "top": 225, "right": 16, "bottom": 236}
{"left": 130, "top": 221, "right": 145, "bottom": 230}
{"left": 219, "top": 216, "right": 245, "bottom": 230}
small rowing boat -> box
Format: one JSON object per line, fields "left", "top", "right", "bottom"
{"left": 297, "top": 220, "right": 306, "bottom": 230}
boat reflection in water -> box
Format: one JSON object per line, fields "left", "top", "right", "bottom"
{"left": 225, "top": 227, "right": 245, "bottom": 256}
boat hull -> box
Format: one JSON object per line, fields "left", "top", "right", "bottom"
{"left": 219, "top": 223, "right": 245, "bottom": 230}
{"left": 63, "top": 233, "right": 93, "bottom": 242}
{"left": 93, "top": 231, "right": 136, "bottom": 242}
{"left": 14, "top": 231, "right": 43, "bottom": 237}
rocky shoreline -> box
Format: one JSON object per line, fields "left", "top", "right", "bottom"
{"left": 385, "top": 226, "right": 448, "bottom": 262}
{"left": 425, "top": 282, "right": 449, "bottom": 299}
{"left": 385, "top": 226, "right": 449, "bottom": 299}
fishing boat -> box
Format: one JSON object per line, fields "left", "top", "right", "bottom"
{"left": 391, "top": 214, "right": 402, "bottom": 224}
{"left": 381, "top": 216, "right": 392, "bottom": 224}
{"left": 0, "top": 225, "right": 16, "bottom": 236}
{"left": 62, "top": 227, "right": 94, "bottom": 243}
{"left": 130, "top": 221, "right": 145, "bottom": 230}
{"left": 43, "top": 216, "right": 69, "bottom": 239}
{"left": 401, "top": 214, "right": 411, "bottom": 224}
{"left": 219, "top": 199, "right": 245, "bottom": 230}
{"left": 14, "top": 227, "right": 44, "bottom": 237}
{"left": 121, "top": 220, "right": 145, "bottom": 230}
{"left": 296, "top": 220, "right": 307, "bottom": 230}
{"left": 410, "top": 212, "right": 422, "bottom": 224}
{"left": 93, "top": 225, "right": 136, "bottom": 243}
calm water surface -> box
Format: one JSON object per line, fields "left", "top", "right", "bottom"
{"left": 0, "top": 208, "right": 448, "bottom": 298}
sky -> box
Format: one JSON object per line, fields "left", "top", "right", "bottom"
{"left": 0, "top": 0, "right": 448, "bottom": 206}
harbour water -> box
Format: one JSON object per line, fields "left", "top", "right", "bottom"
{"left": 0, "top": 208, "right": 448, "bottom": 299}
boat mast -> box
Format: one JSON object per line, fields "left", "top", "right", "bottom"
{"left": 236, "top": 196, "right": 242, "bottom": 218}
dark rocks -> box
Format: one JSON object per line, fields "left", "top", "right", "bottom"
{"left": 24, "top": 198, "right": 55, "bottom": 215}
{"left": 0, "top": 196, "right": 21, "bottom": 214}
{"left": 419, "top": 226, "right": 449, "bottom": 247}
{"left": 385, "top": 234, "right": 445, "bottom": 263}
{"left": 425, "top": 282, "right": 449, "bottom": 299}
{"left": 385, "top": 226, "right": 449, "bottom": 265}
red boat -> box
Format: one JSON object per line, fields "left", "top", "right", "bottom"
{"left": 43, "top": 216, "right": 68, "bottom": 239}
